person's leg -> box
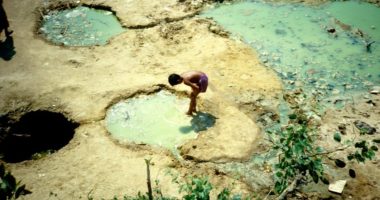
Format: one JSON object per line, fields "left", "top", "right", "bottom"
{"left": 187, "top": 92, "right": 198, "bottom": 115}
{"left": 0, "top": 3, "right": 12, "bottom": 37}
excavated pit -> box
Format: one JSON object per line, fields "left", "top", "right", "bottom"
{"left": 0, "top": 111, "right": 79, "bottom": 163}
{"left": 38, "top": 5, "right": 125, "bottom": 46}
{"left": 105, "top": 90, "right": 216, "bottom": 152}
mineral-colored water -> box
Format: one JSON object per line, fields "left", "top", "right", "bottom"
{"left": 203, "top": 0, "right": 380, "bottom": 187}
{"left": 203, "top": 1, "right": 380, "bottom": 102}
{"left": 40, "top": 6, "right": 125, "bottom": 46}
{"left": 105, "top": 91, "right": 215, "bottom": 152}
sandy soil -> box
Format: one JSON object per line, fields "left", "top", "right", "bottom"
{"left": 0, "top": 0, "right": 379, "bottom": 199}
{"left": 1, "top": 0, "right": 282, "bottom": 199}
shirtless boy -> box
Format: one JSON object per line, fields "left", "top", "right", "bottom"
{"left": 168, "top": 71, "right": 208, "bottom": 115}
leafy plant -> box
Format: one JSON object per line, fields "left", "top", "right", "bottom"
{"left": 217, "top": 188, "right": 231, "bottom": 200}
{"left": 180, "top": 177, "right": 213, "bottom": 200}
{"left": 333, "top": 132, "right": 341, "bottom": 142}
{"left": 347, "top": 140, "right": 377, "bottom": 163}
{"left": 216, "top": 188, "right": 245, "bottom": 200}
{"left": 0, "top": 163, "right": 31, "bottom": 199}
{"left": 268, "top": 111, "right": 328, "bottom": 195}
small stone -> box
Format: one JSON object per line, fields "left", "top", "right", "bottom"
{"left": 354, "top": 120, "right": 376, "bottom": 135}
{"left": 370, "top": 90, "right": 380, "bottom": 94}
{"left": 209, "top": 25, "right": 220, "bottom": 33}
{"left": 295, "top": 81, "right": 303, "bottom": 87}
{"left": 328, "top": 180, "right": 347, "bottom": 194}
{"left": 332, "top": 89, "right": 340, "bottom": 95}
{"left": 338, "top": 124, "right": 346, "bottom": 135}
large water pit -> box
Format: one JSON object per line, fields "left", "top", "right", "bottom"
{"left": 197, "top": 0, "right": 380, "bottom": 194}
{"left": 203, "top": 0, "right": 380, "bottom": 106}
{"left": 105, "top": 90, "right": 216, "bottom": 153}
{"left": 38, "top": 5, "right": 125, "bottom": 46}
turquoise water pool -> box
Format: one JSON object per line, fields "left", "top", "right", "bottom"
{"left": 203, "top": 0, "right": 380, "bottom": 102}
{"left": 40, "top": 6, "right": 125, "bottom": 46}
{"left": 105, "top": 91, "right": 215, "bottom": 152}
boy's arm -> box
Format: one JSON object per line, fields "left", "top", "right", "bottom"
{"left": 183, "top": 79, "right": 200, "bottom": 93}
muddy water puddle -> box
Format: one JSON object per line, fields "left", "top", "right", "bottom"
{"left": 40, "top": 6, "right": 125, "bottom": 46}
{"left": 105, "top": 90, "right": 215, "bottom": 152}
{"left": 203, "top": 0, "right": 380, "bottom": 104}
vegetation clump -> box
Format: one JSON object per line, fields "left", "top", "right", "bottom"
{"left": 0, "top": 163, "right": 31, "bottom": 200}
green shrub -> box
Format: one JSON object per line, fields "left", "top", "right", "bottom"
{"left": 0, "top": 163, "right": 31, "bottom": 199}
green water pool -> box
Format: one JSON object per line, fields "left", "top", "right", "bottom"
{"left": 105, "top": 91, "right": 215, "bottom": 151}
{"left": 203, "top": 0, "right": 380, "bottom": 102}
{"left": 40, "top": 6, "right": 125, "bottom": 46}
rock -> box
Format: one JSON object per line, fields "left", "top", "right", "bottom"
{"left": 328, "top": 180, "right": 347, "bottom": 194}
{"left": 332, "top": 89, "right": 340, "bottom": 95}
{"left": 370, "top": 86, "right": 380, "bottom": 94}
{"left": 209, "top": 25, "right": 221, "bottom": 33}
{"left": 354, "top": 120, "right": 376, "bottom": 135}
{"left": 338, "top": 124, "right": 346, "bottom": 135}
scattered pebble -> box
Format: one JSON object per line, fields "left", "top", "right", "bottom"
{"left": 354, "top": 120, "right": 376, "bottom": 135}
{"left": 370, "top": 86, "right": 380, "bottom": 94}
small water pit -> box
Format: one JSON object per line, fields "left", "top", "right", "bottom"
{"left": 38, "top": 5, "right": 125, "bottom": 46}
{"left": 0, "top": 111, "right": 79, "bottom": 163}
{"left": 105, "top": 90, "right": 216, "bottom": 153}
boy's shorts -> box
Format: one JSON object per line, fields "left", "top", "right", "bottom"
{"left": 199, "top": 74, "right": 208, "bottom": 93}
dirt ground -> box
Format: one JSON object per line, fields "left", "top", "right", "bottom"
{"left": 0, "top": 0, "right": 379, "bottom": 199}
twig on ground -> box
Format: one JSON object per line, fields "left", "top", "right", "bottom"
{"left": 277, "top": 174, "right": 303, "bottom": 200}
{"left": 312, "top": 145, "right": 350, "bottom": 157}
{"left": 264, "top": 188, "right": 273, "bottom": 200}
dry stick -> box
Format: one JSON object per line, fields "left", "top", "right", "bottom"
{"left": 312, "top": 145, "right": 350, "bottom": 157}
{"left": 145, "top": 159, "right": 154, "bottom": 200}
{"left": 264, "top": 188, "right": 273, "bottom": 200}
{"left": 277, "top": 174, "right": 303, "bottom": 200}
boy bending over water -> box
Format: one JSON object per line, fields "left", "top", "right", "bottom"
{"left": 168, "top": 71, "right": 208, "bottom": 115}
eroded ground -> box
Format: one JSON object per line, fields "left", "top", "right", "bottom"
{"left": 0, "top": 0, "right": 379, "bottom": 199}
{"left": 1, "top": 0, "right": 282, "bottom": 199}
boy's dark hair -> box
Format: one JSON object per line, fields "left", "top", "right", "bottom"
{"left": 168, "top": 74, "right": 182, "bottom": 86}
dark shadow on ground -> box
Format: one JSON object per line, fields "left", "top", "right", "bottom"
{"left": 0, "top": 36, "right": 15, "bottom": 61}
{"left": 179, "top": 112, "right": 216, "bottom": 133}
{"left": 0, "top": 111, "right": 79, "bottom": 163}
